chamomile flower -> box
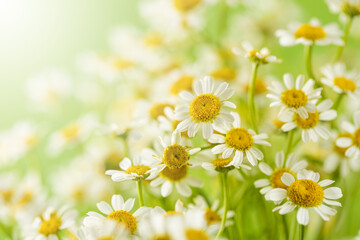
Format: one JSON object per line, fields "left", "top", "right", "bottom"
{"left": 152, "top": 131, "right": 201, "bottom": 170}
{"left": 281, "top": 99, "right": 337, "bottom": 142}
{"left": 24, "top": 206, "right": 77, "bottom": 240}
{"left": 83, "top": 194, "right": 149, "bottom": 234}
{"left": 77, "top": 221, "right": 130, "bottom": 240}
{"left": 233, "top": 42, "right": 281, "bottom": 64}
{"left": 321, "top": 63, "right": 360, "bottom": 98}
{"left": 267, "top": 170, "right": 342, "bottom": 226}
{"left": 209, "top": 112, "right": 270, "bottom": 167}
{"left": 105, "top": 153, "right": 158, "bottom": 182}
{"left": 324, "top": 132, "right": 360, "bottom": 176}
{"left": 255, "top": 151, "right": 308, "bottom": 199}
{"left": 276, "top": 18, "right": 344, "bottom": 46}
{"left": 267, "top": 74, "right": 322, "bottom": 120}
{"left": 327, "top": 0, "right": 360, "bottom": 18}
{"left": 201, "top": 156, "right": 252, "bottom": 173}
{"left": 336, "top": 111, "right": 360, "bottom": 161}
{"left": 174, "top": 76, "right": 235, "bottom": 139}
{"left": 189, "top": 195, "right": 235, "bottom": 227}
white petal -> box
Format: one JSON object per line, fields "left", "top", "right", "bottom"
{"left": 297, "top": 207, "right": 309, "bottom": 225}
{"left": 267, "top": 188, "right": 287, "bottom": 201}
{"left": 97, "top": 201, "right": 113, "bottom": 215}
{"left": 161, "top": 181, "right": 173, "bottom": 197}
{"left": 281, "top": 172, "right": 295, "bottom": 186}
{"left": 324, "top": 187, "right": 343, "bottom": 199}
{"left": 259, "top": 162, "right": 273, "bottom": 175}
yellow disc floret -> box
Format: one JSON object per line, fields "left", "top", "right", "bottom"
{"left": 163, "top": 144, "right": 190, "bottom": 169}
{"left": 354, "top": 127, "right": 360, "bottom": 147}
{"left": 170, "top": 76, "right": 194, "bottom": 95}
{"left": 212, "top": 158, "right": 233, "bottom": 168}
{"left": 287, "top": 179, "right": 324, "bottom": 207}
{"left": 294, "top": 112, "right": 319, "bottom": 129}
{"left": 334, "top": 77, "right": 357, "bottom": 92}
{"left": 173, "top": 0, "right": 201, "bottom": 12}
{"left": 341, "top": 2, "right": 360, "bottom": 17}
{"left": 39, "top": 213, "right": 62, "bottom": 236}
{"left": 150, "top": 103, "right": 174, "bottom": 120}
{"left": 281, "top": 89, "right": 308, "bottom": 108}
{"left": 107, "top": 210, "right": 137, "bottom": 233}
{"left": 98, "top": 237, "right": 114, "bottom": 240}
{"left": 62, "top": 124, "right": 80, "bottom": 140}
{"left": 204, "top": 208, "right": 221, "bottom": 225}
{"left": 211, "top": 67, "right": 237, "bottom": 82}
{"left": 294, "top": 24, "right": 327, "bottom": 41}
{"left": 125, "top": 165, "right": 151, "bottom": 176}
{"left": 225, "top": 128, "right": 253, "bottom": 151}
{"left": 334, "top": 133, "right": 352, "bottom": 156}
{"left": 185, "top": 229, "right": 209, "bottom": 240}
{"left": 159, "top": 165, "right": 188, "bottom": 182}
{"left": 189, "top": 94, "right": 221, "bottom": 122}
{"left": 150, "top": 235, "right": 172, "bottom": 240}
{"left": 270, "top": 168, "right": 296, "bottom": 189}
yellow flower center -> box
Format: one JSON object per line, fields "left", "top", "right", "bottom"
{"left": 39, "top": 213, "right": 62, "bottom": 236}
{"left": 270, "top": 168, "right": 296, "bottom": 189}
{"left": 273, "top": 119, "right": 285, "bottom": 129}
{"left": 149, "top": 103, "right": 174, "bottom": 120}
{"left": 163, "top": 144, "right": 190, "bottom": 169}
{"left": 204, "top": 208, "right": 221, "bottom": 225}
{"left": 150, "top": 235, "right": 172, "bottom": 240}
{"left": 288, "top": 179, "right": 324, "bottom": 207}
{"left": 124, "top": 165, "right": 151, "bottom": 176}
{"left": 334, "top": 77, "right": 357, "bottom": 92}
{"left": 354, "top": 127, "right": 360, "bottom": 147}
{"left": 173, "top": 0, "right": 202, "bottom": 12}
{"left": 105, "top": 152, "right": 123, "bottom": 170}
{"left": 281, "top": 89, "right": 308, "bottom": 108}
{"left": 1, "top": 190, "right": 13, "bottom": 203}
{"left": 341, "top": 2, "right": 360, "bottom": 17}
{"left": 107, "top": 210, "right": 137, "bottom": 233}
{"left": 245, "top": 78, "right": 267, "bottom": 94}
{"left": 294, "top": 112, "right": 319, "bottom": 129}
{"left": 144, "top": 33, "right": 163, "bottom": 47}
{"left": 62, "top": 124, "right": 80, "bottom": 140}
{"left": 334, "top": 133, "right": 352, "bottom": 156}
{"left": 189, "top": 94, "right": 221, "bottom": 122}
{"left": 212, "top": 158, "right": 233, "bottom": 167}
{"left": 98, "top": 237, "right": 114, "bottom": 240}
{"left": 170, "top": 76, "right": 194, "bottom": 95}
{"left": 159, "top": 165, "right": 188, "bottom": 182}
{"left": 185, "top": 229, "right": 209, "bottom": 240}
{"left": 112, "top": 58, "right": 134, "bottom": 70}
{"left": 18, "top": 192, "right": 33, "bottom": 206}
{"left": 25, "top": 135, "right": 37, "bottom": 146}
{"left": 164, "top": 211, "right": 183, "bottom": 217}
{"left": 225, "top": 128, "right": 253, "bottom": 151}
{"left": 211, "top": 67, "right": 237, "bottom": 81}
{"left": 294, "top": 24, "right": 326, "bottom": 41}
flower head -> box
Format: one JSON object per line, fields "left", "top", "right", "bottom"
{"left": 327, "top": 0, "right": 360, "bottom": 18}
{"left": 267, "top": 170, "right": 342, "bottom": 226}
{"left": 276, "top": 18, "right": 344, "bottom": 46}
{"left": 233, "top": 42, "right": 281, "bottom": 64}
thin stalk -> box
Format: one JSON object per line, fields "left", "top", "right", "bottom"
{"left": 333, "top": 17, "right": 354, "bottom": 63}
{"left": 136, "top": 180, "right": 144, "bottom": 207}
{"left": 248, "top": 63, "right": 260, "bottom": 132}
{"left": 333, "top": 93, "right": 345, "bottom": 111}
{"left": 216, "top": 172, "right": 229, "bottom": 239}
{"left": 305, "top": 44, "right": 315, "bottom": 81}
{"left": 299, "top": 224, "right": 305, "bottom": 240}
{"left": 281, "top": 215, "right": 289, "bottom": 239}
{"left": 285, "top": 130, "right": 295, "bottom": 160}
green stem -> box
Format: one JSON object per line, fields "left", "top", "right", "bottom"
{"left": 333, "top": 17, "right": 353, "bottom": 63}
{"left": 216, "top": 172, "right": 229, "bottom": 239}
{"left": 299, "top": 224, "right": 305, "bottom": 240}
{"left": 136, "top": 180, "right": 144, "bottom": 207}
{"left": 305, "top": 44, "right": 315, "bottom": 81}
{"left": 281, "top": 215, "right": 289, "bottom": 239}
{"left": 285, "top": 130, "right": 295, "bottom": 160}
{"left": 248, "top": 63, "right": 260, "bottom": 132}
{"left": 333, "top": 93, "right": 345, "bottom": 111}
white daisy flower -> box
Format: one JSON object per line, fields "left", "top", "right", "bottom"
{"left": 276, "top": 18, "right": 344, "bottom": 46}
{"left": 321, "top": 63, "right": 360, "bottom": 98}
{"left": 208, "top": 112, "right": 271, "bottom": 167}
{"left": 233, "top": 42, "right": 281, "bottom": 64}
{"left": 105, "top": 152, "right": 158, "bottom": 182}
{"left": 324, "top": 132, "right": 360, "bottom": 176}
{"left": 267, "top": 170, "right": 343, "bottom": 226}
{"left": 336, "top": 111, "right": 360, "bottom": 162}
{"left": 267, "top": 73, "right": 322, "bottom": 120}
{"left": 77, "top": 221, "right": 131, "bottom": 240}
{"left": 151, "top": 131, "right": 201, "bottom": 170}
{"left": 254, "top": 151, "right": 308, "bottom": 200}
{"left": 83, "top": 194, "right": 149, "bottom": 234}
{"left": 327, "top": 0, "right": 360, "bottom": 18}
{"left": 189, "top": 195, "right": 235, "bottom": 227}
{"left": 281, "top": 99, "right": 337, "bottom": 142}
{"left": 174, "top": 76, "right": 236, "bottom": 139}
{"left": 24, "top": 206, "right": 77, "bottom": 240}
{"left": 201, "top": 156, "right": 252, "bottom": 173}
